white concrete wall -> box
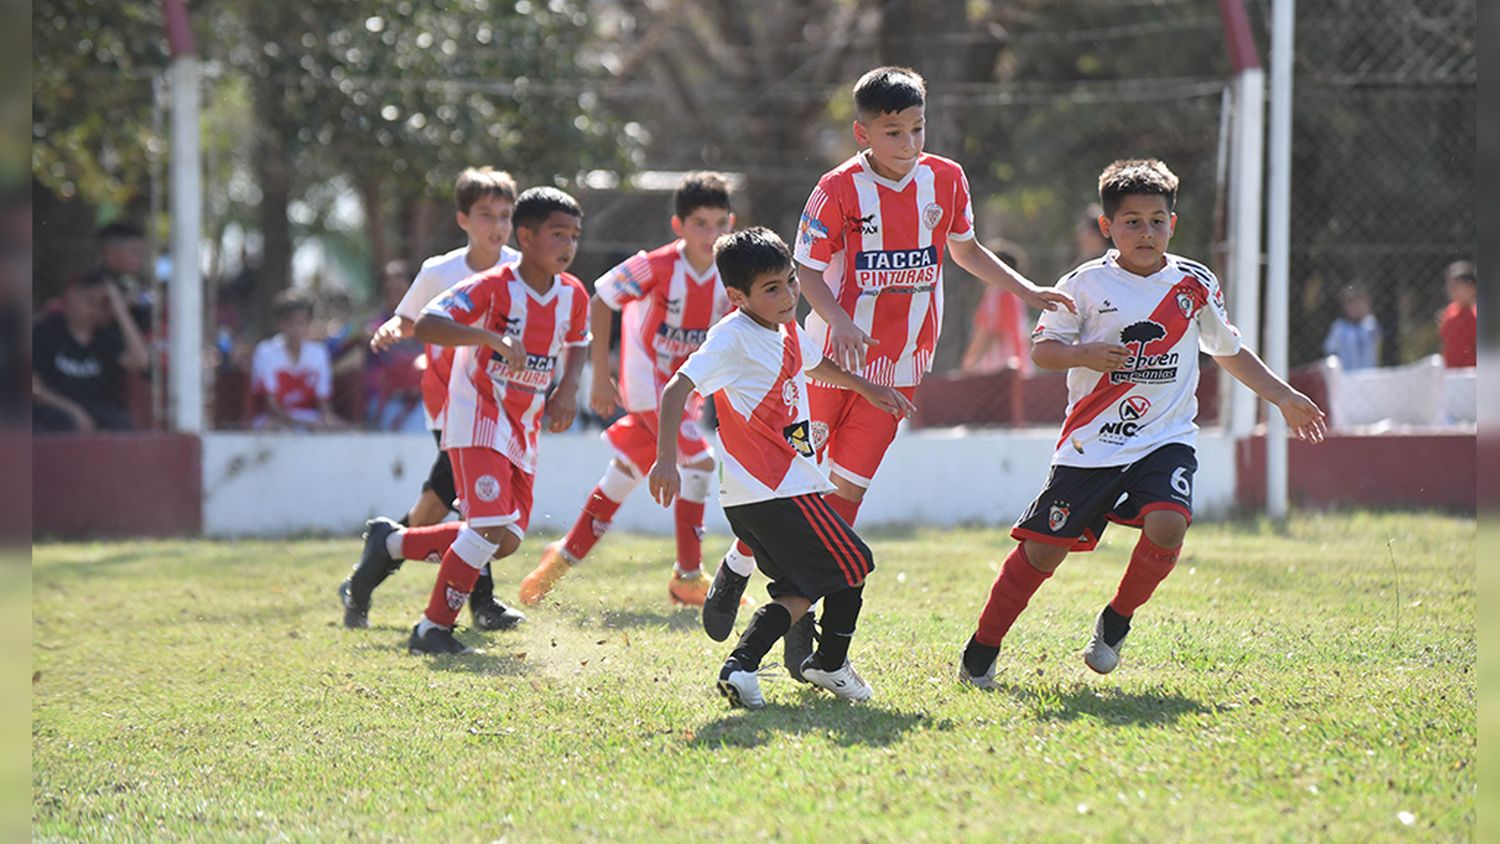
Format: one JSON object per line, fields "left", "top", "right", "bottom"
{"left": 201, "top": 429, "right": 1237, "bottom": 538}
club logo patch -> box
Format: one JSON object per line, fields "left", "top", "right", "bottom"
{"left": 1176, "top": 291, "right": 1195, "bottom": 319}
{"left": 782, "top": 379, "right": 800, "bottom": 407}
{"left": 1048, "top": 503, "right": 1070, "bottom": 532}
{"left": 922, "top": 202, "right": 943, "bottom": 230}
{"left": 591, "top": 518, "right": 611, "bottom": 538}
{"left": 444, "top": 586, "right": 468, "bottom": 611}
{"left": 810, "top": 421, "right": 829, "bottom": 451}
{"left": 474, "top": 474, "right": 501, "bottom": 502}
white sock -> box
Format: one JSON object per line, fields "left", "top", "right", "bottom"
{"left": 386, "top": 529, "right": 404, "bottom": 560}
{"left": 416, "top": 616, "right": 446, "bottom": 635}
{"left": 673, "top": 562, "right": 704, "bottom": 578}
{"left": 723, "top": 543, "right": 755, "bottom": 577}
{"left": 599, "top": 461, "right": 640, "bottom": 501}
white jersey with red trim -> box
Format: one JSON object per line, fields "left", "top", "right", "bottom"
{"left": 425, "top": 263, "right": 590, "bottom": 473}
{"left": 251, "top": 333, "right": 331, "bottom": 415}
{"left": 594, "top": 240, "right": 732, "bottom": 413}
{"left": 1035, "top": 251, "right": 1242, "bottom": 468}
{"left": 395, "top": 244, "right": 520, "bottom": 430}
{"left": 793, "top": 150, "right": 976, "bottom": 388}
{"left": 677, "top": 311, "right": 834, "bottom": 507}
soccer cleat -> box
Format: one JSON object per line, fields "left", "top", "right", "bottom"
{"left": 957, "top": 655, "right": 1001, "bottom": 692}
{"left": 799, "top": 656, "right": 873, "bottom": 702}
{"left": 407, "top": 624, "right": 476, "bottom": 656}
{"left": 667, "top": 569, "right": 711, "bottom": 607}
{"left": 1083, "top": 608, "right": 1127, "bottom": 674}
{"left": 518, "top": 542, "right": 574, "bottom": 606}
{"left": 701, "top": 560, "right": 752, "bottom": 642}
{"left": 337, "top": 578, "right": 368, "bottom": 629}
{"left": 470, "top": 597, "right": 527, "bottom": 631}
{"left": 341, "top": 517, "right": 402, "bottom": 628}
{"left": 716, "top": 658, "right": 765, "bottom": 709}
{"left": 783, "top": 612, "right": 817, "bottom": 683}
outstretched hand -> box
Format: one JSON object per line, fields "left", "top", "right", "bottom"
{"left": 1022, "top": 287, "right": 1077, "bottom": 314}
{"left": 1278, "top": 392, "right": 1328, "bottom": 444}
{"left": 647, "top": 460, "right": 680, "bottom": 507}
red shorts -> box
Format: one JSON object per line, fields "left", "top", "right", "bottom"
{"left": 808, "top": 383, "right": 916, "bottom": 489}
{"left": 449, "top": 447, "right": 535, "bottom": 538}
{"left": 603, "top": 405, "right": 712, "bottom": 476}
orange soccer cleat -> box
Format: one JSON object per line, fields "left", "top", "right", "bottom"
{"left": 518, "top": 542, "right": 575, "bottom": 606}
{"left": 667, "top": 569, "right": 712, "bottom": 607}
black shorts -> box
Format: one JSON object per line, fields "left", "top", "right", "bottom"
{"left": 724, "top": 494, "right": 874, "bottom": 601}
{"left": 1011, "top": 443, "right": 1197, "bottom": 553}
{"left": 421, "top": 430, "right": 459, "bottom": 513}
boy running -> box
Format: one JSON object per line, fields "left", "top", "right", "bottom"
{"left": 339, "top": 167, "right": 526, "bottom": 631}
{"left": 699, "top": 66, "right": 1074, "bottom": 645}
{"left": 958, "top": 159, "right": 1327, "bottom": 687}
{"left": 517, "top": 173, "right": 737, "bottom": 607}
{"left": 649, "top": 227, "right": 915, "bottom": 707}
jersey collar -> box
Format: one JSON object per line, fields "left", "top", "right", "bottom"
{"left": 676, "top": 241, "right": 718, "bottom": 284}
{"left": 855, "top": 150, "right": 919, "bottom": 192}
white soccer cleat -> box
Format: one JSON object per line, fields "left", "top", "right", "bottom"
{"left": 799, "top": 657, "right": 874, "bottom": 702}
{"left": 957, "top": 656, "right": 1001, "bottom": 692}
{"left": 1083, "top": 609, "right": 1126, "bottom": 674}
{"left": 716, "top": 658, "right": 765, "bottom": 709}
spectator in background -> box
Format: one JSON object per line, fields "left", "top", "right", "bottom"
{"left": 32, "top": 269, "right": 149, "bottom": 432}
{"left": 1322, "top": 283, "right": 1381, "bottom": 370}
{"left": 94, "top": 222, "right": 151, "bottom": 331}
{"left": 364, "top": 261, "right": 424, "bottom": 431}
{"left": 1073, "top": 202, "right": 1110, "bottom": 265}
{"left": 962, "top": 242, "right": 1034, "bottom": 375}
{"left": 252, "top": 290, "right": 343, "bottom": 430}
{"left": 1438, "top": 260, "right": 1476, "bottom": 368}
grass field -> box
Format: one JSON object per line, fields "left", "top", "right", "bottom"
{"left": 33, "top": 513, "right": 1474, "bottom": 841}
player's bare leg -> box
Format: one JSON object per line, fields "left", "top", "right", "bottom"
{"left": 403, "top": 488, "right": 450, "bottom": 527}
{"left": 1085, "top": 510, "right": 1186, "bottom": 674}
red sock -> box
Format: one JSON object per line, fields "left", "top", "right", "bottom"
{"left": 674, "top": 498, "right": 705, "bottom": 573}
{"left": 1110, "top": 534, "right": 1180, "bottom": 617}
{"left": 561, "top": 487, "right": 624, "bottom": 561}
{"left": 974, "top": 544, "right": 1053, "bottom": 647}
{"left": 422, "top": 549, "right": 484, "bottom": 627}
{"left": 401, "top": 523, "right": 463, "bottom": 563}
{"left": 823, "top": 492, "right": 861, "bottom": 527}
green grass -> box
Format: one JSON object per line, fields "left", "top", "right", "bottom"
{"left": 33, "top": 513, "right": 1474, "bottom": 842}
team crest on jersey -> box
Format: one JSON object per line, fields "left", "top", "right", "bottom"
{"left": 1048, "top": 502, "right": 1071, "bottom": 532}
{"left": 444, "top": 586, "right": 468, "bottom": 611}
{"left": 474, "top": 474, "right": 501, "bottom": 502}
{"left": 809, "top": 421, "right": 829, "bottom": 451}
{"left": 922, "top": 202, "right": 943, "bottom": 230}
{"left": 781, "top": 379, "right": 800, "bottom": 407}
{"left": 1176, "top": 291, "right": 1196, "bottom": 319}
{"left": 783, "top": 420, "right": 815, "bottom": 458}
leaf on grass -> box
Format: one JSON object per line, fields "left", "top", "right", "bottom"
{"left": 32, "top": 671, "right": 40, "bottom": 683}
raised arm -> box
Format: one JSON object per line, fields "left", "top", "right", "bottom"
{"left": 413, "top": 312, "right": 524, "bottom": 370}
{"left": 805, "top": 357, "right": 915, "bottom": 419}
{"left": 947, "top": 237, "right": 1075, "bottom": 315}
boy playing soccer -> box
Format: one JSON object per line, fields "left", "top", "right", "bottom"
{"left": 339, "top": 167, "right": 526, "bottom": 631}
{"left": 517, "top": 172, "right": 737, "bottom": 607}
{"left": 392, "top": 187, "right": 588, "bottom": 654}
{"left": 648, "top": 227, "right": 916, "bottom": 707}
{"left": 698, "top": 66, "right": 1074, "bottom": 651}
{"left": 958, "top": 159, "right": 1327, "bottom": 687}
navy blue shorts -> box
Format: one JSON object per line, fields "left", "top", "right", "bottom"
{"left": 1012, "top": 443, "right": 1197, "bottom": 552}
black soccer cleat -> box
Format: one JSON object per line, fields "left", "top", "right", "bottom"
{"left": 470, "top": 597, "right": 527, "bottom": 631}
{"left": 783, "top": 611, "right": 817, "bottom": 683}
{"left": 702, "top": 560, "right": 751, "bottom": 642}
{"left": 407, "top": 624, "right": 476, "bottom": 655}
{"left": 341, "top": 517, "right": 403, "bottom": 629}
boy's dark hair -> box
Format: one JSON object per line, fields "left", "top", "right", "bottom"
{"left": 853, "top": 66, "right": 926, "bottom": 118}
{"left": 96, "top": 221, "right": 143, "bottom": 243}
{"left": 1098, "top": 159, "right": 1180, "bottom": 218}
{"left": 271, "top": 289, "right": 315, "bottom": 321}
{"left": 513, "top": 187, "right": 583, "bottom": 231}
{"left": 714, "top": 227, "right": 792, "bottom": 293}
{"left": 454, "top": 167, "right": 518, "bottom": 216}
{"left": 674, "top": 171, "right": 732, "bottom": 220}
{"left": 1445, "top": 259, "right": 1476, "bottom": 285}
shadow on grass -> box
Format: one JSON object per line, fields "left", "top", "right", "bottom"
{"left": 994, "top": 680, "right": 1210, "bottom": 726}
{"left": 691, "top": 691, "right": 951, "bottom": 749}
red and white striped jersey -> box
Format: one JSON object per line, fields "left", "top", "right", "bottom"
{"left": 395, "top": 245, "right": 520, "bottom": 430}
{"left": 594, "top": 241, "right": 732, "bottom": 413}
{"left": 252, "top": 333, "right": 331, "bottom": 416}
{"left": 1035, "top": 251, "right": 1242, "bottom": 468}
{"left": 677, "top": 312, "right": 834, "bottom": 507}
{"left": 425, "top": 264, "right": 590, "bottom": 473}
{"left": 794, "top": 151, "right": 975, "bottom": 388}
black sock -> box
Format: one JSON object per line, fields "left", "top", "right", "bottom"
{"left": 962, "top": 635, "right": 1000, "bottom": 677}
{"left": 814, "top": 586, "right": 863, "bottom": 670}
{"left": 730, "top": 604, "right": 792, "bottom": 672}
{"left": 1101, "top": 604, "right": 1131, "bottom": 647}
{"left": 469, "top": 565, "right": 494, "bottom": 605}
